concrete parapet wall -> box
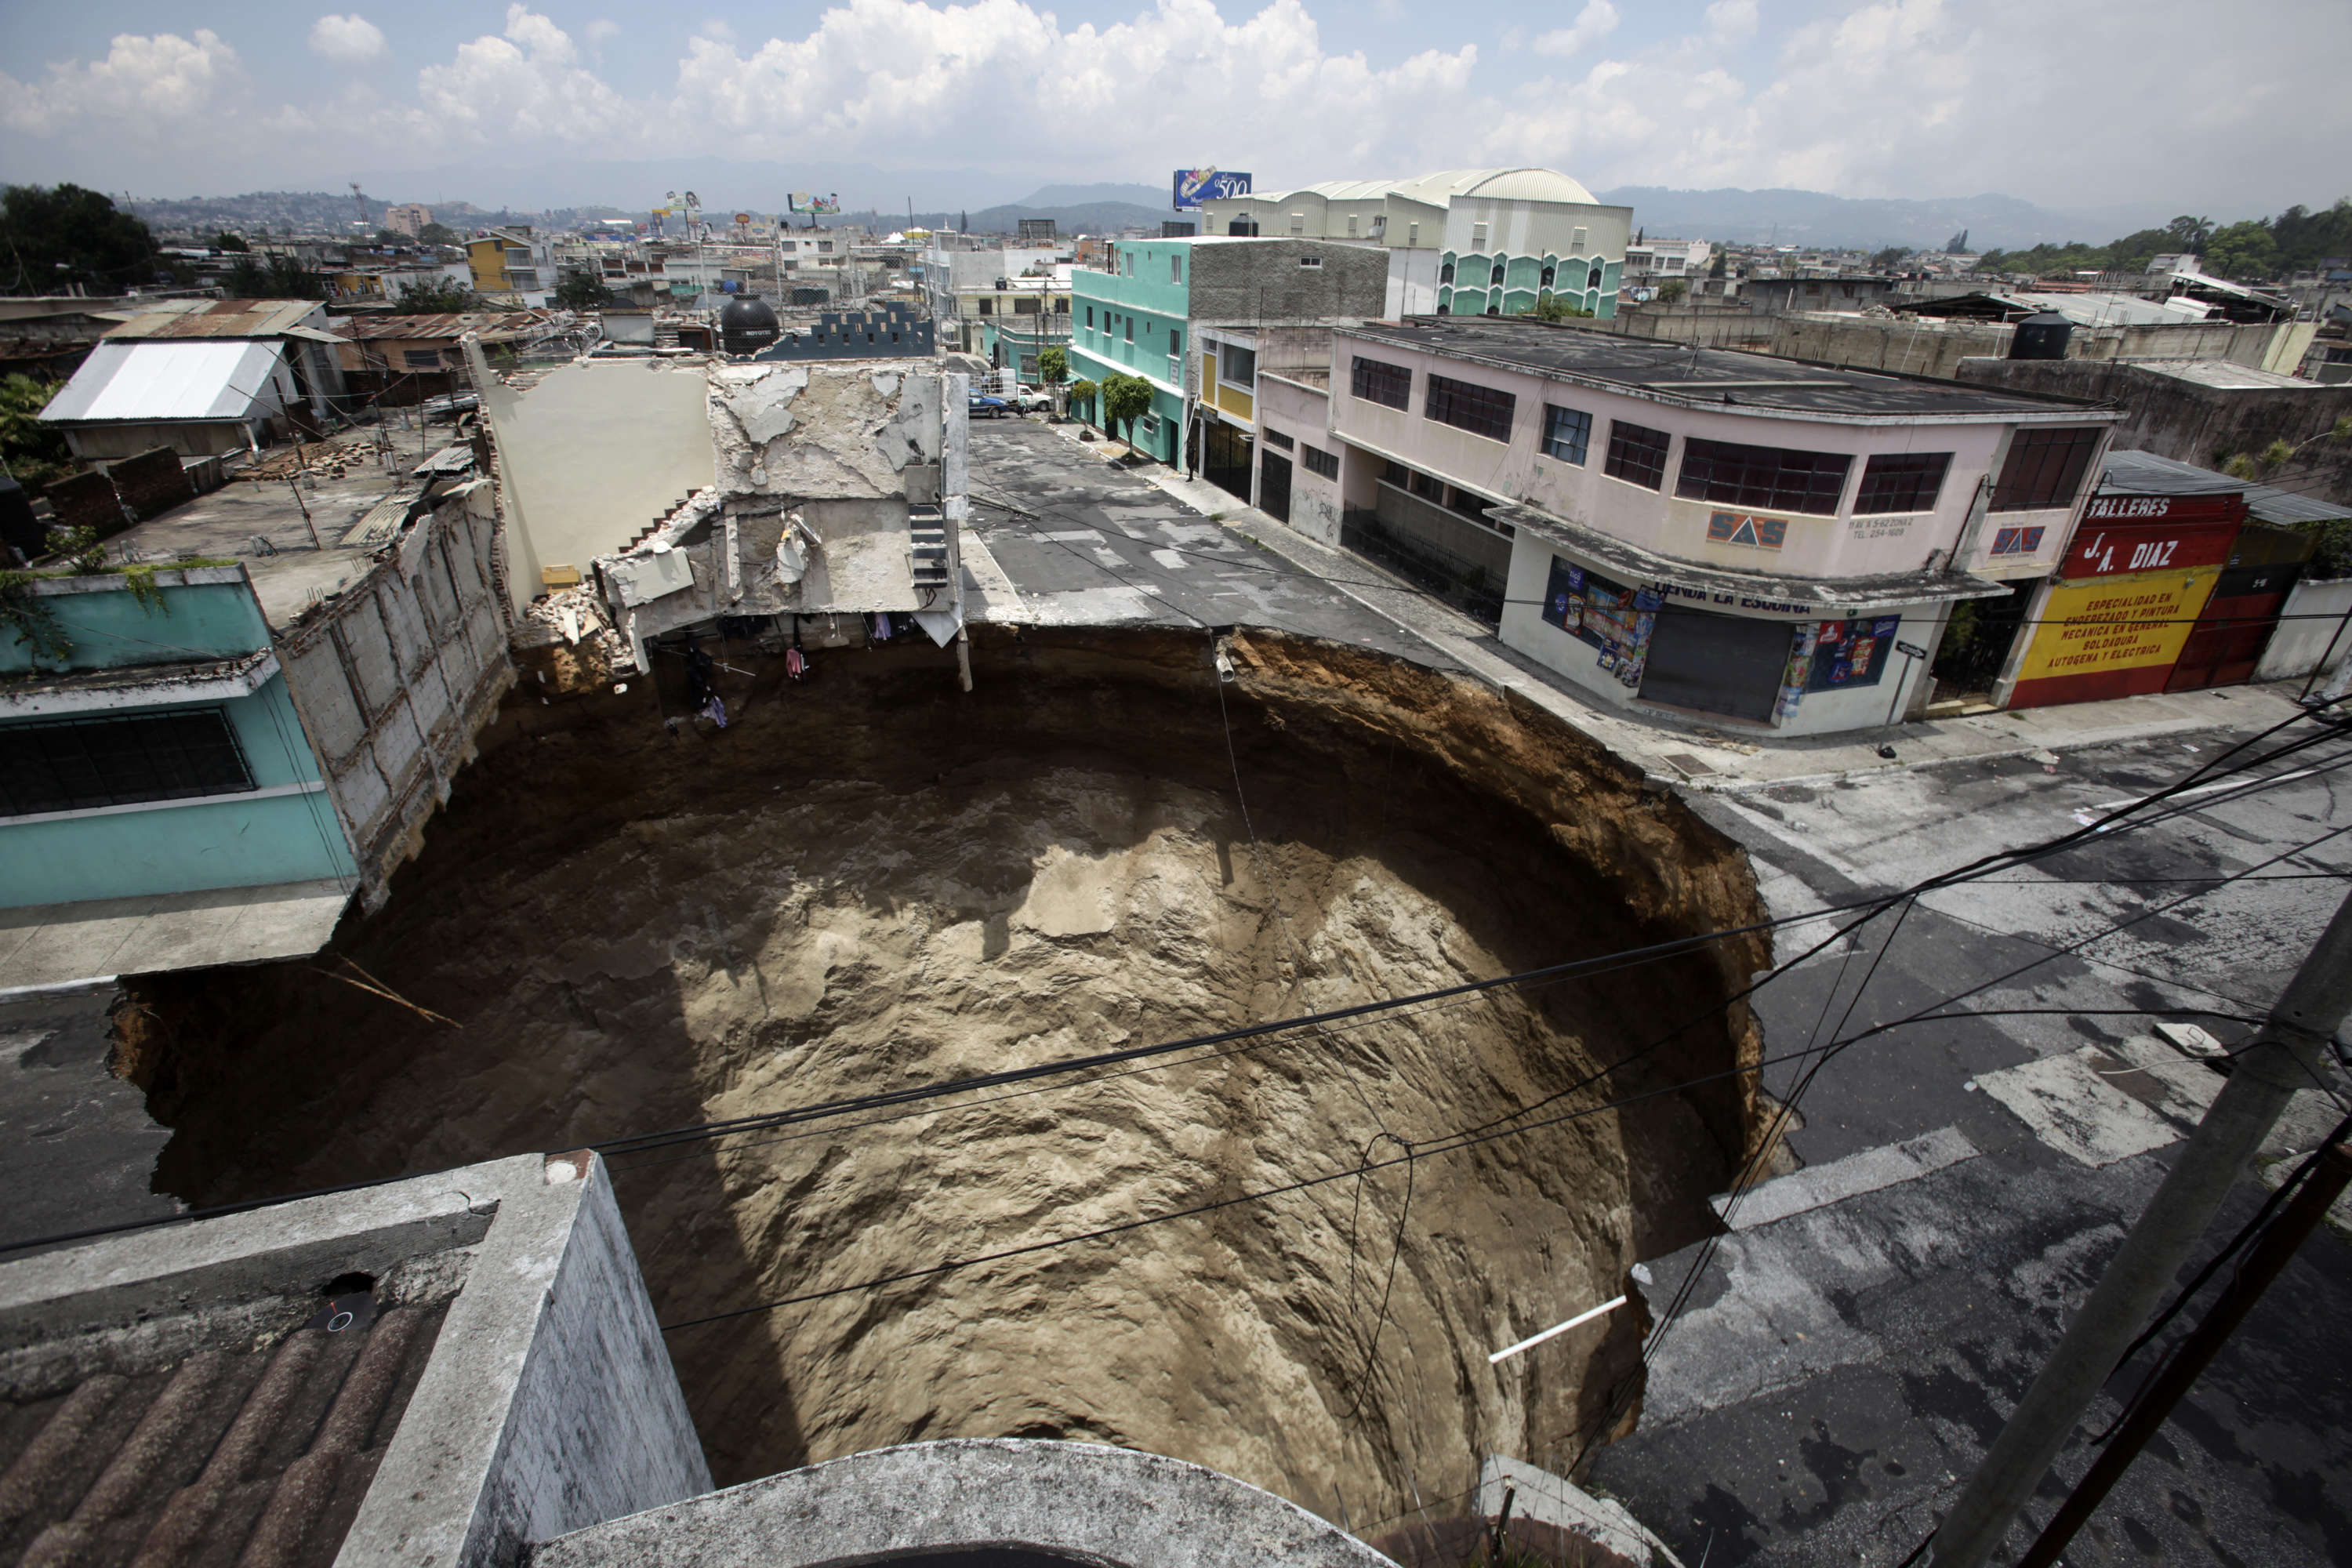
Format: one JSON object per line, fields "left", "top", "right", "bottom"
{"left": 532, "top": 1439, "right": 1396, "bottom": 1567}
{"left": 2257, "top": 576, "right": 2352, "bottom": 682}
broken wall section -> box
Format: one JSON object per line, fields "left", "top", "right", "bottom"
{"left": 598, "top": 362, "right": 971, "bottom": 667}
{"left": 276, "top": 477, "right": 516, "bottom": 908}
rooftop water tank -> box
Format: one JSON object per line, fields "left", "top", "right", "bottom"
{"left": 720, "top": 293, "right": 781, "bottom": 355}
{"left": 2009, "top": 310, "right": 2072, "bottom": 360}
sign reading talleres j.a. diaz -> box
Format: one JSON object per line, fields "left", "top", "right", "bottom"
{"left": 2060, "top": 491, "right": 2247, "bottom": 580}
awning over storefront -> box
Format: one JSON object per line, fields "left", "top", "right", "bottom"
{"left": 1493, "top": 502, "right": 2010, "bottom": 619}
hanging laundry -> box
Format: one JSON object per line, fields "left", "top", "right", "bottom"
{"left": 785, "top": 647, "right": 807, "bottom": 681}
{"left": 701, "top": 695, "right": 728, "bottom": 728}
{"left": 873, "top": 611, "right": 894, "bottom": 642}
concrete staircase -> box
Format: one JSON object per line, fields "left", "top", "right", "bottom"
{"left": 622, "top": 495, "right": 696, "bottom": 553}
{"left": 909, "top": 506, "right": 951, "bottom": 592}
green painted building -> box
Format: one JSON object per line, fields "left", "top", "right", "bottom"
{"left": 1070, "top": 239, "right": 1196, "bottom": 467}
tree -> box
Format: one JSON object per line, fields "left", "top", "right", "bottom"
{"left": 554, "top": 267, "right": 615, "bottom": 310}
{"left": 2203, "top": 219, "right": 2280, "bottom": 281}
{"left": 1871, "top": 246, "right": 1912, "bottom": 271}
{"left": 225, "top": 253, "right": 328, "bottom": 299}
{"left": 0, "top": 373, "right": 73, "bottom": 488}
{"left": 396, "top": 276, "right": 481, "bottom": 313}
{"left": 1067, "top": 377, "right": 1100, "bottom": 426}
{"left": 1532, "top": 290, "right": 1592, "bottom": 322}
{"left": 418, "top": 222, "right": 462, "bottom": 245}
{"left": 373, "top": 229, "right": 409, "bottom": 247}
{"left": 2165, "top": 215, "right": 2216, "bottom": 251}
{"left": 1099, "top": 374, "right": 1153, "bottom": 455}
{"left": 1657, "top": 280, "right": 1688, "bottom": 304}
{"left": 1708, "top": 249, "right": 1727, "bottom": 278}
{"left": 0, "top": 183, "right": 159, "bottom": 296}
{"left": 213, "top": 230, "right": 249, "bottom": 252}
{"left": 1037, "top": 346, "right": 1068, "bottom": 387}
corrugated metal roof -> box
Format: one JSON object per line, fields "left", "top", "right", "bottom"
{"left": 335, "top": 312, "right": 546, "bottom": 342}
{"left": 2097, "top": 447, "right": 2352, "bottom": 525}
{"left": 104, "top": 299, "right": 325, "bottom": 341}
{"left": 42, "top": 340, "right": 287, "bottom": 424}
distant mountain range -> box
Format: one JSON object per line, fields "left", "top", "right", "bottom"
{"left": 1592, "top": 187, "right": 2175, "bottom": 252}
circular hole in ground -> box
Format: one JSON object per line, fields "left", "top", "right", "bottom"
{"left": 120, "top": 628, "right": 1767, "bottom": 1525}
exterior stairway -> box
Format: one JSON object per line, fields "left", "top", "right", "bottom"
{"left": 909, "top": 506, "right": 952, "bottom": 592}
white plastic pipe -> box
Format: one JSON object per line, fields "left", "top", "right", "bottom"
{"left": 1488, "top": 1295, "right": 1628, "bottom": 1365}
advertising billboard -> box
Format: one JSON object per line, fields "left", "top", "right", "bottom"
{"left": 1174, "top": 168, "right": 1253, "bottom": 210}
{"left": 789, "top": 192, "right": 842, "bottom": 216}
{"left": 2008, "top": 566, "right": 2223, "bottom": 709}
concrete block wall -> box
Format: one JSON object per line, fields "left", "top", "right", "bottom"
{"left": 108, "top": 447, "right": 198, "bottom": 523}
{"left": 42, "top": 470, "right": 125, "bottom": 539}
{"left": 278, "top": 479, "right": 515, "bottom": 909}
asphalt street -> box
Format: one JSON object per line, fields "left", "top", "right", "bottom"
{"left": 960, "top": 419, "right": 1458, "bottom": 667}
{"left": 1587, "top": 723, "right": 2352, "bottom": 1567}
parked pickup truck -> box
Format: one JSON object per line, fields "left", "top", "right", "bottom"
{"left": 967, "top": 393, "right": 1012, "bottom": 419}
{"left": 1010, "top": 386, "right": 1054, "bottom": 413}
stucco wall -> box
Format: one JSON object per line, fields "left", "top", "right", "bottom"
{"left": 276, "top": 480, "right": 514, "bottom": 908}
{"left": 475, "top": 354, "right": 714, "bottom": 612}
{"left": 2256, "top": 576, "right": 2352, "bottom": 682}
{"left": 1188, "top": 238, "right": 1388, "bottom": 325}
{"left": 1258, "top": 374, "right": 1342, "bottom": 545}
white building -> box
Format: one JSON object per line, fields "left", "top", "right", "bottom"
{"left": 1196, "top": 169, "right": 1634, "bottom": 322}
{"left": 1624, "top": 238, "right": 1713, "bottom": 288}
{"left": 1250, "top": 317, "right": 2123, "bottom": 735}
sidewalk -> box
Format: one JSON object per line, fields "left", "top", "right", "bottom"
{"left": 1038, "top": 421, "right": 2320, "bottom": 791}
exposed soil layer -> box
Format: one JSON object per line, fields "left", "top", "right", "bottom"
{"left": 121, "top": 626, "right": 1768, "bottom": 1526}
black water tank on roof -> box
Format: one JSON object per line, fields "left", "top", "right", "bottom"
{"left": 2009, "top": 310, "right": 2073, "bottom": 360}
{"left": 720, "top": 293, "right": 781, "bottom": 355}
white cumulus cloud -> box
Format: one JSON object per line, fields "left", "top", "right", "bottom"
{"left": 1533, "top": 2, "right": 1620, "bottom": 58}
{"left": 310, "top": 15, "right": 388, "bottom": 64}
{"left": 1, "top": 29, "right": 241, "bottom": 138}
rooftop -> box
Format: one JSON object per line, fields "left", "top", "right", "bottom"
{"left": 42, "top": 339, "right": 286, "bottom": 425}
{"left": 1342, "top": 318, "right": 2117, "bottom": 422}
{"left": 332, "top": 311, "right": 554, "bottom": 343}
{"left": 103, "top": 299, "right": 333, "bottom": 343}
{"left": 2096, "top": 447, "right": 2352, "bottom": 526}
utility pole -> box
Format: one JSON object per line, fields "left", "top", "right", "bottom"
{"left": 2016, "top": 1140, "right": 2352, "bottom": 1568}
{"left": 1929, "top": 886, "right": 2352, "bottom": 1566}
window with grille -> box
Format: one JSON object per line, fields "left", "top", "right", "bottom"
{"left": 1543, "top": 405, "right": 1592, "bottom": 465}
{"left": 1425, "top": 373, "right": 1515, "bottom": 442}
{"left": 1, "top": 710, "right": 256, "bottom": 817}
{"left": 1992, "top": 426, "right": 2103, "bottom": 512}
{"left": 401, "top": 349, "right": 443, "bottom": 370}
{"left": 1605, "top": 421, "right": 1672, "bottom": 490}
{"left": 1410, "top": 469, "right": 1444, "bottom": 503}
{"left": 1352, "top": 356, "right": 1411, "bottom": 410}
{"left": 1383, "top": 459, "right": 1410, "bottom": 486}
{"left": 1263, "top": 428, "right": 1295, "bottom": 451}
{"left": 1675, "top": 437, "right": 1851, "bottom": 514}
{"left": 1854, "top": 451, "right": 1953, "bottom": 514}
{"left": 1303, "top": 446, "right": 1339, "bottom": 480}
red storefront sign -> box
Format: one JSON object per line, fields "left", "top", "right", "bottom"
{"left": 2060, "top": 497, "right": 2245, "bottom": 582}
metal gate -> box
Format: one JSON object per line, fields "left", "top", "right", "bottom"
{"left": 1202, "top": 419, "right": 1253, "bottom": 503}
{"left": 1259, "top": 450, "right": 1292, "bottom": 523}
{"left": 1640, "top": 607, "right": 1794, "bottom": 722}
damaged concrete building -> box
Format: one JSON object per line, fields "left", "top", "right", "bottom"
{"left": 467, "top": 339, "right": 971, "bottom": 677}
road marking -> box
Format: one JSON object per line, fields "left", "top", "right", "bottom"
{"left": 1149, "top": 548, "right": 1188, "bottom": 571}
{"left": 1042, "top": 528, "right": 1105, "bottom": 543}
{"left": 2089, "top": 768, "right": 2322, "bottom": 813}
{"left": 1713, "top": 1127, "right": 1980, "bottom": 1231}
{"left": 1975, "top": 1047, "right": 2181, "bottom": 1167}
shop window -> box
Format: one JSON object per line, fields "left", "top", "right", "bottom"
{"left": 1675, "top": 437, "right": 1852, "bottom": 514}
{"left": 1352, "top": 356, "right": 1412, "bottom": 410}
{"left": 1992, "top": 426, "right": 2103, "bottom": 511}
{"left": 1542, "top": 404, "right": 1592, "bottom": 465}
{"left": 2, "top": 710, "right": 254, "bottom": 816}
{"left": 1303, "top": 446, "right": 1339, "bottom": 480}
{"left": 1425, "top": 372, "right": 1516, "bottom": 443}
{"left": 1854, "top": 452, "right": 1953, "bottom": 514}
{"left": 1605, "top": 420, "right": 1672, "bottom": 490}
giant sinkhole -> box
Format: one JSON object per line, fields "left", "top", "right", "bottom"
{"left": 120, "top": 625, "right": 1769, "bottom": 1524}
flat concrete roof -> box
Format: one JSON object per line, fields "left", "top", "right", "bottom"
{"left": 1343, "top": 318, "right": 2118, "bottom": 422}
{"left": 0, "top": 877, "right": 352, "bottom": 993}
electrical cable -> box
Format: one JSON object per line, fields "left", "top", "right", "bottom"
{"left": 656, "top": 816, "right": 2352, "bottom": 1333}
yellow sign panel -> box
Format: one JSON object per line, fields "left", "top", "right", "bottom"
{"left": 2012, "top": 567, "right": 2218, "bottom": 704}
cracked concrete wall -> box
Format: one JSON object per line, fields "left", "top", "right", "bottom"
{"left": 473, "top": 350, "right": 715, "bottom": 614}
{"left": 597, "top": 361, "right": 967, "bottom": 665}
{"left": 278, "top": 479, "right": 517, "bottom": 909}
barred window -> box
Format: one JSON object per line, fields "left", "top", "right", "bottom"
{"left": 1, "top": 710, "right": 255, "bottom": 817}
{"left": 1993, "top": 426, "right": 2103, "bottom": 512}
{"left": 1383, "top": 459, "right": 1410, "bottom": 486}
{"left": 1675, "top": 437, "right": 1852, "bottom": 514}
{"left": 1425, "top": 373, "right": 1516, "bottom": 442}
{"left": 1411, "top": 469, "right": 1444, "bottom": 503}
{"left": 1302, "top": 445, "right": 1339, "bottom": 480}
{"left": 1263, "top": 427, "right": 1295, "bottom": 451}
{"left": 1542, "top": 404, "right": 1592, "bottom": 465}
{"left": 1854, "top": 451, "right": 1953, "bottom": 514}
{"left": 1605, "top": 421, "right": 1672, "bottom": 491}
{"left": 1352, "top": 356, "right": 1412, "bottom": 410}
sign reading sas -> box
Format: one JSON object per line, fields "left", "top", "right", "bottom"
{"left": 1174, "top": 168, "right": 1253, "bottom": 210}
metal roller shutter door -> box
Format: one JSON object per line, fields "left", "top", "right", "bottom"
{"left": 1640, "top": 606, "right": 1793, "bottom": 722}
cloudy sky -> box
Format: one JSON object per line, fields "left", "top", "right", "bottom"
{"left": 2, "top": 0, "right": 2346, "bottom": 215}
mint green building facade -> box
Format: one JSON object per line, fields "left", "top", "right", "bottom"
{"left": 1437, "top": 249, "right": 1620, "bottom": 320}
{"left": 1069, "top": 239, "right": 1194, "bottom": 468}
{"left": 0, "top": 568, "right": 357, "bottom": 909}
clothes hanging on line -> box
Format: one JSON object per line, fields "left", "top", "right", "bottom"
{"left": 785, "top": 647, "right": 807, "bottom": 681}
{"left": 701, "top": 695, "right": 728, "bottom": 728}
